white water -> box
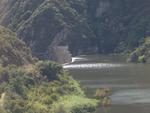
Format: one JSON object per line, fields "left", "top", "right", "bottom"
{"left": 71, "top": 57, "right": 87, "bottom": 63}
{"left": 63, "top": 63, "right": 124, "bottom": 69}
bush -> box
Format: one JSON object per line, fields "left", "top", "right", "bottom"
{"left": 50, "top": 95, "right": 98, "bottom": 113}
{"left": 138, "top": 55, "right": 146, "bottom": 63}
{"left": 128, "top": 37, "right": 150, "bottom": 63}
{"left": 35, "top": 61, "right": 63, "bottom": 81}
{"left": 0, "top": 60, "right": 96, "bottom": 113}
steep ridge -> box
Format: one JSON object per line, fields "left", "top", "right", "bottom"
{"left": 0, "top": 0, "right": 150, "bottom": 60}
{"left": 87, "top": 0, "right": 150, "bottom": 53}
{"left": 0, "top": 0, "right": 96, "bottom": 60}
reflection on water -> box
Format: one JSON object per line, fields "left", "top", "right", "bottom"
{"left": 64, "top": 55, "right": 150, "bottom": 113}
{"left": 111, "top": 89, "right": 150, "bottom": 104}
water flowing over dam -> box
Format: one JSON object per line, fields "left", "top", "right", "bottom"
{"left": 64, "top": 55, "right": 150, "bottom": 113}
{"left": 63, "top": 63, "right": 124, "bottom": 69}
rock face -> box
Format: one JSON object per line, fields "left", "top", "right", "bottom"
{"left": 87, "top": 0, "right": 150, "bottom": 53}
{"left": 0, "top": 0, "right": 16, "bottom": 22}
{"left": 0, "top": 0, "right": 96, "bottom": 62}
{"left": 1, "top": 0, "right": 150, "bottom": 62}
{"left": 96, "top": 0, "right": 110, "bottom": 17}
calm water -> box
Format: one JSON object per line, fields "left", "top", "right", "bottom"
{"left": 63, "top": 55, "right": 150, "bottom": 113}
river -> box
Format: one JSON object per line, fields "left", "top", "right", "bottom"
{"left": 63, "top": 55, "right": 150, "bottom": 113}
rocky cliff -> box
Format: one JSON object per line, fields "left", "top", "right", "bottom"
{"left": 87, "top": 0, "right": 150, "bottom": 53}
{"left": 0, "top": 0, "right": 96, "bottom": 61}
{"left": 0, "top": 0, "right": 150, "bottom": 61}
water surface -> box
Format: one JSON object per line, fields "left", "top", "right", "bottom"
{"left": 64, "top": 55, "right": 150, "bottom": 113}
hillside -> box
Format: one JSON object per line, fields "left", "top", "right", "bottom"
{"left": 1, "top": 0, "right": 150, "bottom": 61}
{"left": 0, "top": 25, "right": 33, "bottom": 66}
{"left": 0, "top": 25, "right": 98, "bottom": 113}
{"left": 87, "top": 0, "right": 150, "bottom": 53}
{"left": 0, "top": 61, "right": 98, "bottom": 113}
{"left": 0, "top": 23, "right": 98, "bottom": 113}
{"left": 1, "top": 0, "right": 150, "bottom": 113}
{"left": 0, "top": 0, "right": 96, "bottom": 59}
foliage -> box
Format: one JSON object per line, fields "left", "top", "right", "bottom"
{"left": 1, "top": 0, "right": 150, "bottom": 58}
{"left": 0, "top": 0, "right": 96, "bottom": 57}
{"left": 50, "top": 95, "right": 98, "bottom": 113}
{"left": 87, "top": 0, "right": 150, "bottom": 54}
{"left": 35, "top": 61, "right": 63, "bottom": 81}
{"left": 128, "top": 37, "right": 150, "bottom": 63}
{"left": 0, "top": 25, "right": 33, "bottom": 66}
{"left": 0, "top": 61, "right": 98, "bottom": 113}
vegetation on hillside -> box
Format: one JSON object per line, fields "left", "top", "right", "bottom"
{"left": 1, "top": 0, "right": 150, "bottom": 61}
{"left": 87, "top": 0, "right": 150, "bottom": 53}
{"left": 0, "top": 25, "right": 98, "bottom": 113}
{"left": 128, "top": 37, "right": 150, "bottom": 63}
{"left": 0, "top": 61, "right": 98, "bottom": 113}
{"left": 0, "top": 25, "right": 33, "bottom": 66}
{"left": 0, "top": 0, "right": 96, "bottom": 58}
{"left": 2, "top": 0, "right": 150, "bottom": 112}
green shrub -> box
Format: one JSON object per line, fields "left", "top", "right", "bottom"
{"left": 128, "top": 37, "right": 150, "bottom": 63}
{"left": 36, "top": 61, "right": 63, "bottom": 81}
{"left": 0, "top": 60, "right": 94, "bottom": 113}
{"left": 50, "top": 95, "right": 98, "bottom": 113}
{"left": 138, "top": 55, "right": 146, "bottom": 63}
